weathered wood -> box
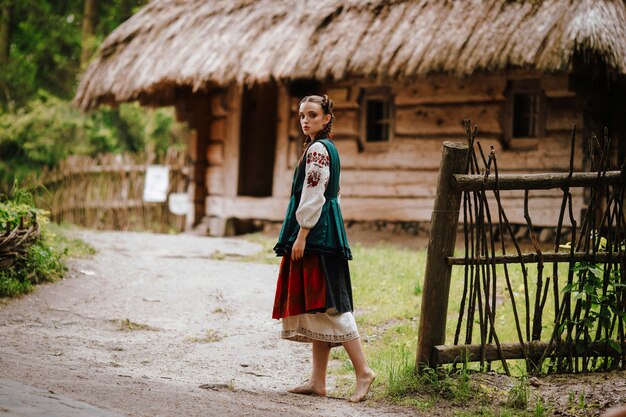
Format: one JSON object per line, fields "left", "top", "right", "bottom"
{"left": 433, "top": 340, "right": 625, "bottom": 365}
{"left": 223, "top": 84, "right": 242, "bottom": 198}
{"left": 206, "top": 166, "right": 224, "bottom": 195}
{"left": 210, "top": 118, "right": 226, "bottom": 141}
{"left": 454, "top": 171, "right": 623, "bottom": 191}
{"left": 396, "top": 103, "right": 503, "bottom": 136}
{"left": 205, "top": 195, "right": 439, "bottom": 222}
{"left": 448, "top": 251, "right": 626, "bottom": 266}
{"left": 206, "top": 142, "right": 223, "bottom": 166}
{"left": 393, "top": 74, "right": 507, "bottom": 106}
{"left": 272, "top": 85, "right": 291, "bottom": 198}
{"left": 332, "top": 108, "right": 359, "bottom": 136}
{"left": 546, "top": 97, "right": 582, "bottom": 132}
{"left": 417, "top": 142, "right": 468, "bottom": 369}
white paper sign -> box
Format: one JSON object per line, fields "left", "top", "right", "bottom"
{"left": 168, "top": 193, "right": 190, "bottom": 216}
{"left": 143, "top": 165, "right": 170, "bottom": 203}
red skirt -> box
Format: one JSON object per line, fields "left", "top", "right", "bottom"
{"left": 272, "top": 254, "right": 327, "bottom": 319}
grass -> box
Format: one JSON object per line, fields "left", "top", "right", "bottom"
{"left": 115, "top": 318, "right": 160, "bottom": 332}
{"left": 242, "top": 233, "right": 562, "bottom": 414}
{"left": 186, "top": 329, "right": 223, "bottom": 343}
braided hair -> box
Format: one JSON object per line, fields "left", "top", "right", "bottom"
{"left": 299, "top": 94, "right": 334, "bottom": 151}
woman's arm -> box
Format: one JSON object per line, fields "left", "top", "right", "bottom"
{"left": 292, "top": 142, "right": 330, "bottom": 261}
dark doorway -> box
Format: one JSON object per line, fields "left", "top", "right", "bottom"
{"left": 238, "top": 82, "right": 278, "bottom": 196}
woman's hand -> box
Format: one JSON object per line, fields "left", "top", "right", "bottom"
{"left": 291, "top": 228, "right": 310, "bottom": 261}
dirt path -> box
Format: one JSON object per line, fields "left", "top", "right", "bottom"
{"left": 0, "top": 230, "right": 415, "bottom": 417}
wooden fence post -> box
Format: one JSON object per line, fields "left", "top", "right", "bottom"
{"left": 416, "top": 141, "right": 468, "bottom": 369}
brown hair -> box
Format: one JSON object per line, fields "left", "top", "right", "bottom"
{"left": 299, "top": 94, "right": 334, "bottom": 150}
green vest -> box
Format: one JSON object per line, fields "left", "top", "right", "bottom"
{"left": 273, "top": 139, "right": 352, "bottom": 260}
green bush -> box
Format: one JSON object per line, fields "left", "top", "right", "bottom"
{"left": 0, "top": 185, "right": 92, "bottom": 298}
{"left": 0, "top": 94, "right": 183, "bottom": 194}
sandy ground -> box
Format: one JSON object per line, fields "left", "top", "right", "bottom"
{"left": 0, "top": 230, "right": 416, "bottom": 417}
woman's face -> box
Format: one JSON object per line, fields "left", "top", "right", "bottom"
{"left": 299, "top": 101, "right": 330, "bottom": 138}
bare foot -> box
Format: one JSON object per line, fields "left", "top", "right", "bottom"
{"left": 349, "top": 369, "right": 375, "bottom": 402}
{"left": 288, "top": 380, "right": 326, "bottom": 397}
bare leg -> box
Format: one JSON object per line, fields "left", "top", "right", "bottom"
{"left": 288, "top": 340, "right": 330, "bottom": 396}
{"left": 342, "top": 338, "right": 375, "bottom": 402}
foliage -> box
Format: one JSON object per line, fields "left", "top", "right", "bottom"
{"left": 0, "top": 0, "right": 178, "bottom": 194}
{"left": 0, "top": 180, "right": 41, "bottom": 230}
{"left": 559, "top": 233, "right": 626, "bottom": 360}
{"left": 507, "top": 374, "right": 530, "bottom": 409}
{"left": 1, "top": 0, "right": 147, "bottom": 109}
{"left": 0, "top": 185, "right": 94, "bottom": 297}
{"left": 0, "top": 94, "right": 182, "bottom": 193}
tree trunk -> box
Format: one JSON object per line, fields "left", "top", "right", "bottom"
{"left": 0, "top": 0, "right": 12, "bottom": 66}
{"left": 80, "top": 0, "right": 97, "bottom": 68}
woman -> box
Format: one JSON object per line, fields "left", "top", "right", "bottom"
{"left": 272, "top": 94, "right": 375, "bottom": 402}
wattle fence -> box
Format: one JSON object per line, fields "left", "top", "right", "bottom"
{"left": 33, "top": 149, "right": 189, "bottom": 233}
{"left": 417, "top": 123, "right": 626, "bottom": 375}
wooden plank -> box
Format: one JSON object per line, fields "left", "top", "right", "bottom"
{"left": 393, "top": 74, "right": 507, "bottom": 106}
{"left": 206, "top": 166, "right": 224, "bottom": 195}
{"left": 272, "top": 84, "right": 292, "bottom": 198}
{"left": 433, "top": 340, "right": 624, "bottom": 365}
{"left": 333, "top": 108, "right": 359, "bottom": 136}
{"left": 206, "top": 142, "right": 223, "bottom": 166}
{"left": 454, "top": 171, "right": 624, "bottom": 191}
{"left": 222, "top": 83, "right": 242, "bottom": 198}
{"left": 546, "top": 97, "right": 582, "bottom": 132}
{"left": 448, "top": 251, "right": 626, "bottom": 266}
{"left": 206, "top": 196, "right": 288, "bottom": 220}
{"left": 205, "top": 195, "right": 438, "bottom": 222}
{"left": 417, "top": 142, "right": 468, "bottom": 369}
{"left": 540, "top": 74, "right": 570, "bottom": 94}
{"left": 341, "top": 169, "right": 439, "bottom": 198}
{"left": 336, "top": 139, "right": 449, "bottom": 171}
{"left": 396, "top": 103, "right": 503, "bottom": 136}
{"left": 210, "top": 118, "right": 226, "bottom": 141}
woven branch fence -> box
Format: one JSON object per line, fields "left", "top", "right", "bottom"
{"left": 0, "top": 216, "right": 40, "bottom": 271}
{"left": 417, "top": 122, "right": 626, "bottom": 375}
{"left": 34, "top": 148, "right": 190, "bottom": 233}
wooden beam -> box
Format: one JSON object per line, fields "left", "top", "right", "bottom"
{"left": 454, "top": 171, "right": 624, "bottom": 191}
{"left": 448, "top": 251, "right": 626, "bottom": 266}
{"left": 433, "top": 340, "right": 624, "bottom": 365}
{"left": 416, "top": 141, "right": 468, "bottom": 369}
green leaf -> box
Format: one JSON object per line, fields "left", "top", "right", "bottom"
{"left": 589, "top": 266, "right": 604, "bottom": 279}
{"left": 608, "top": 340, "right": 622, "bottom": 354}
{"left": 561, "top": 283, "right": 576, "bottom": 293}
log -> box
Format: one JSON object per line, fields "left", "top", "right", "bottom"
{"left": 454, "top": 171, "right": 623, "bottom": 191}
{"left": 416, "top": 141, "right": 468, "bottom": 369}
{"left": 448, "top": 251, "right": 626, "bottom": 266}
{"left": 433, "top": 340, "right": 625, "bottom": 365}
{"left": 396, "top": 103, "right": 503, "bottom": 136}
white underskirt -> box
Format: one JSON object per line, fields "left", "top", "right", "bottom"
{"left": 281, "top": 311, "right": 359, "bottom": 347}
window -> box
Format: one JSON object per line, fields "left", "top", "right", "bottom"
{"left": 360, "top": 87, "right": 393, "bottom": 149}
{"left": 503, "top": 79, "right": 545, "bottom": 148}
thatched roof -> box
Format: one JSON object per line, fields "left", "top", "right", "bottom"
{"left": 75, "top": 0, "right": 626, "bottom": 110}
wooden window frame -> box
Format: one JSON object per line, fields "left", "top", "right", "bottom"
{"left": 358, "top": 87, "right": 394, "bottom": 152}
{"left": 503, "top": 79, "right": 546, "bottom": 150}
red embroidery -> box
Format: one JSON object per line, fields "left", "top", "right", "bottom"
{"left": 306, "top": 150, "right": 329, "bottom": 167}
{"left": 307, "top": 170, "right": 321, "bottom": 187}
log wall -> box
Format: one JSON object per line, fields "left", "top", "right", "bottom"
{"left": 202, "top": 71, "right": 587, "bottom": 230}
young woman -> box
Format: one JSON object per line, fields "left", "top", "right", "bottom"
{"left": 272, "top": 94, "right": 375, "bottom": 402}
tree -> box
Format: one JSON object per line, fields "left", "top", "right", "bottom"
{"left": 0, "top": 0, "right": 11, "bottom": 66}
{"left": 80, "top": 0, "right": 97, "bottom": 69}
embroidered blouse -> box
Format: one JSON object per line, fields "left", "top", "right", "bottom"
{"left": 295, "top": 141, "right": 330, "bottom": 229}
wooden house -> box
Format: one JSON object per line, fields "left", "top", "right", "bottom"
{"left": 74, "top": 0, "right": 626, "bottom": 235}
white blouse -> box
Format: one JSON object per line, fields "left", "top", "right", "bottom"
{"left": 296, "top": 142, "right": 330, "bottom": 229}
